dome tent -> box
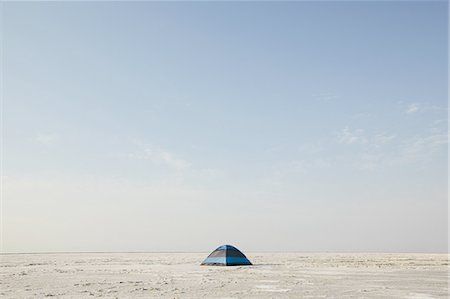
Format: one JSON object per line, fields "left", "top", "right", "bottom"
{"left": 201, "top": 245, "right": 252, "bottom": 266}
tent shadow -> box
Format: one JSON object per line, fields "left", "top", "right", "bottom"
{"left": 248, "top": 263, "right": 281, "bottom": 266}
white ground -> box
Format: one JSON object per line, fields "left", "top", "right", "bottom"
{"left": 1, "top": 252, "right": 448, "bottom": 298}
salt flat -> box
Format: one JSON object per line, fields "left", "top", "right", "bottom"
{"left": 1, "top": 252, "right": 448, "bottom": 298}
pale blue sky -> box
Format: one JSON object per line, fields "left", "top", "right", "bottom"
{"left": 3, "top": 1, "right": 448, "bottom": 253}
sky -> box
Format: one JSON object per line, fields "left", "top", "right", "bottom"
{"left": 2, "top": 1, "right": 448, "bottom": 253}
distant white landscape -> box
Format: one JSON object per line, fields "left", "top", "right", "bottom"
{"left": 1, "top": 253, "right": 448, "bottom": 298}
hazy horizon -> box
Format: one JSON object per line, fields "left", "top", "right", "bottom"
{"left": 2, "top": 1, "right": 448, "bottom": 253}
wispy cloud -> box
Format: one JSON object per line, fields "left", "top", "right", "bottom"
{"left": 401, "top": 133, "right": 448, "bottom": 160}
{"left": 406, "top": 103, "right": 419, "bottom": 114}
{"left": 337, "top": 127, "right": 367, "bottom": 144}
{"left": 337, "top": 128, "right": 395, "bottom": 147}
{"left": 336, "top": 127, "right": 399, "bottom": 170}
{"left": 373, "top": 133, "right": 396, "bottom": 146}
{"left": 312, "top": 92, "right": 339, "bottom": 101}
{"left": 404, "top": 102, "right": 447, "bottom": 115}
{"left": 355, "top": 133, "right": 395, "bottom": 170}
{"left": 130, "top": 142, "right": 191, "bottom": 171}
{"left": 336, "top": 123, "right": 446, "bottom": 170}
{"left": 356, "top": 131, "right": 447, "bottom": 170}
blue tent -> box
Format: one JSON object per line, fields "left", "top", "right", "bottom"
{"left": 201, "top": 245, "right": 252, "bottom": 266}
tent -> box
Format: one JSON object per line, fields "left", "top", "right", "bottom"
{"left": 201, "top": 245, "right": 252, "bottom": 266}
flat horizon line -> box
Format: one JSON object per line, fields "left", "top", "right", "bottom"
{"left": 1, "top": 250, "right": 449, "bottom": 255}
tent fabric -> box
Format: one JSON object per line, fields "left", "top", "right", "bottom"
{"left": 201, "top": 245, "right": 252, "bottom": 266}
